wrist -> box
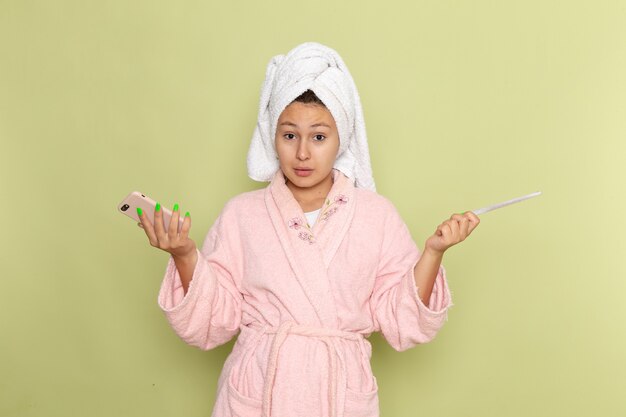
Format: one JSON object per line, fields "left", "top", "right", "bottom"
{"left": 173, "top": 247, "right": 197, "bottom": 263}
{"left": 423, "top": 245, "right": 445, "bottom": 259}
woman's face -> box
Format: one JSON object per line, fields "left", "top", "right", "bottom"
{"left": 275, "top": 101, "right": 340, "bottom": 191}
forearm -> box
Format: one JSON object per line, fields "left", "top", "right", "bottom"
{"left": 172, "top": 250, "right": 198, "bottom": 295}
{"left": 413, "top": 247, "right": 444, "bottom": 306}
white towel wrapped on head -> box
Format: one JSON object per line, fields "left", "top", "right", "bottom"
{"left": 246, "top": 41, "right": 376, "bottom": 192}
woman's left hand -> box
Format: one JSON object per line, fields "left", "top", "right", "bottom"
{"left": 424, "top": 211, "right": 481, "bottom": 254}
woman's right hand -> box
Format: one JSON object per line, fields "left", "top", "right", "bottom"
{"left": 137, "top": 202, "right": 197, "bottom": 260}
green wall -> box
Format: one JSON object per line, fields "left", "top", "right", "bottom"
{"left": 1, "top": 1, "right": 624, "bottom": 416}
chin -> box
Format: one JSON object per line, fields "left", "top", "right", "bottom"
{"left": 284, "top": 172, "right": 316, "bottom": 187}
{"left": 290, "top": 175, "right": 315, "bottom": 187}
{"left": 282, "top": 166, "right": 333, "bottom": 188}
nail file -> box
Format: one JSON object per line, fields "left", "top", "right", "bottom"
{"left": 470, "top": 191, "right": 542, "bottom": 215}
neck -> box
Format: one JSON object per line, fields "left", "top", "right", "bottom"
{"left": 285, "top": 170, "right": 334, "bottom": 212}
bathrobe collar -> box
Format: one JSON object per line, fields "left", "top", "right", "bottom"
{"left": 265, "top": 168, "right": 357, "bottom": 327}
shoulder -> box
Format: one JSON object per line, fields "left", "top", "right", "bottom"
{"left": 218, "top": 188, "right": 267, "bottom": 222}
{"left": 354, "top": 188, "right": 400, "bottom": 217}
{"left": 354, "top": 188, "right": 410, "bottom": 237}
{"left": 206, "top": 188, "right": 266, "bottom": 240}
{"left": 224, "top": 188, "right": 265, "bottom": 208}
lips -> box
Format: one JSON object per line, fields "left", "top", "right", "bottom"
{"left": 294, "top": 168, "right": 314, "bottom": 177}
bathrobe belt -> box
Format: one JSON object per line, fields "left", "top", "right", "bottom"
{"left": 248, "top": 321, "right": 368, "bottom": 417}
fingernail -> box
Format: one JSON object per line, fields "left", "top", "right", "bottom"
{"left": 156, "top": 202, "right": 160, "bottom": 211}
{"left": 173, "top": 203, "right": 179, "bottom": 212}
{"left": 185, "top": 211, "right": 190, "bottom": 217}
{"left": 137, "top": 207, "right": 142, "bottom": 216}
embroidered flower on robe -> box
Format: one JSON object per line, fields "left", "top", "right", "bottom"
{"left": 321, "top": 206, "right": 339, "bottom": 221}
{"left": 298, "top": 231, "right": 315, "bottom": 244}
{"left": 288, "top": 217, "right": 304, "bottom": 229}
{"left": 318, "top": 194, "right": 349, "bottom": 222}
{"left": 287, "top": 193, "right": 349, "bottom": 244}
{"left": 334, "top": 194, "right": 349, "bottom": 204}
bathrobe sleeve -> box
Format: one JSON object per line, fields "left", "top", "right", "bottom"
{"left": 157, "top": 206, "right": 243, "bottom": 351}
{"left": 369, "top": 201, "right": 453, "bottom": 352}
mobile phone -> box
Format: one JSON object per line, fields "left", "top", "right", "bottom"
{"left": 118, "top": 191, "right": 185, "bottom": 232}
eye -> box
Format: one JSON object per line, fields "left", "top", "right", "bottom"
{"left": 284, "top": 133, "right": 296, "bottom": 140}
{"left": 313, "top": 134, "right": 326, "bottom": 141}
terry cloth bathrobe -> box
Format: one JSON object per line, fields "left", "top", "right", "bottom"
{"left": 157, "top": 168, "right": 453, "bottom": 417}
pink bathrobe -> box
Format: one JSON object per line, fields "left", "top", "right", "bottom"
{"left": 157, "top": 168, "right": 453, "bottom": 417}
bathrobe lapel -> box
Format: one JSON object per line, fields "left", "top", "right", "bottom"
{"left": 265, "top": 168, "right": 356, "bottom": 328}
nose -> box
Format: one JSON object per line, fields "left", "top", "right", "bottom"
{"left": 296, "top": 139, "right": 310, "bottom": 161}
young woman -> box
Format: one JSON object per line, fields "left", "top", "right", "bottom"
{"left": 138, "top": 42, "right": 479, "bottom": 417}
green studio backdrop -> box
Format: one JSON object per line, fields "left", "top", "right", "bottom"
{"left": 1, "top": 1, "right": 624, "bottom": 416}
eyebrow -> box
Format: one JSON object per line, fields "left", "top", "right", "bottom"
{"left": 279, "top": 121, "right": 331, "bottom": 128}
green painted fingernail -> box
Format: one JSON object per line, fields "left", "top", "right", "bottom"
{"left": 137, "top": 207, "right": 142, "bottom": 216}
{"left": 185, "top": 211, "right": 190, "bottom": 217}
{"left": 173, "top": 203, "right": 179, "bottom": 211}
{"left": 155, "top": 202, "right": 161, "bottom": 211}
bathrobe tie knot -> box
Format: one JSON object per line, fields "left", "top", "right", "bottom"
{"left": 254, "top": 320, "right": 368, "bottom": 417}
